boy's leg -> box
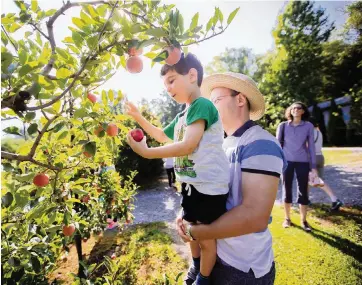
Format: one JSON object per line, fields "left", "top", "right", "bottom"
{"left": 171, "top": 167, "right": 176, "bottom": 184}
{"left": 184, "top": 241, "right": 201, "bottom": 285}
{"left": 196, "top": 239, "right": 216, "bottom": 283}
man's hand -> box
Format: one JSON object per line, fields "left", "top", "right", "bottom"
{"left": 125, "top": 101, "right": 142, "bottom": 121}
{"left": 175, "top": 215, "right": 192, "bottom": 243}
{"left": 126, "top": 132, "right": 149, "bottom": 158}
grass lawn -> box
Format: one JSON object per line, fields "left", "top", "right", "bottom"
{"left": 322, "top": 148, "right": 362, "bottom": 166}
{"left": 271, "top": 204, "right": 362, "bottom": 285}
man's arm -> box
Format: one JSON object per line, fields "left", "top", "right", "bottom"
{"left": 128, "top": 120, "right": 205, "bottom": 159}
{"left": 190, "top": 171, "right": 279, "bottom": 240}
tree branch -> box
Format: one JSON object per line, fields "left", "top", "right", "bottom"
{"left": 1, "top": 152, "right": 60, "bottom": 170}
{"left": 29, "top": 115, "right": 59, "bottom": 157}
{"left": 1, "top": 25, "right": 18, "bottom": 51}
{"left": 29, "top": 22, "right": 50, "bottom": 41}
{"left": 181, "top": 25, "right": 229, "bottom": 47}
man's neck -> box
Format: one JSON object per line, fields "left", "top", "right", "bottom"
{"left": 223, "top": 112, "right": 250, "bottom": 136}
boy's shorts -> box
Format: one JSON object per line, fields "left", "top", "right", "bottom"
{"left": 181, "top": 182, "right": 228, "bottom": 224}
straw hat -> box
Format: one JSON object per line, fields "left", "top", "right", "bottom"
{"left": 201, "top": 72, "right": 265, "bottom": 121}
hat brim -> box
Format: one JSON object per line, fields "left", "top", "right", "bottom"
{"left": 201, "top": 73, "right": 265, "bottom": 121}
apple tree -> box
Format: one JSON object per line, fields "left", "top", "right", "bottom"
{"left": 1, "top": 0, "right": 238, "bottom": 283}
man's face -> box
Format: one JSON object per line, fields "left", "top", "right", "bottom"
{"left": 162, "top": 70, "right": 193, "bottom": 104}
{"left": 210, "top": 87, "right": 238, "bottom": 119}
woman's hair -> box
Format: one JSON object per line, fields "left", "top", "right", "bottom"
{"left": 285, "top": 101, "right": 310, "bottom": 121}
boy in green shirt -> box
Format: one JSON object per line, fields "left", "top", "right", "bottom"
{"left": 126, "top": 53, "right": 229, "bottom": 285}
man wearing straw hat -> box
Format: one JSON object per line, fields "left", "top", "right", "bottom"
{"left": 177, "top": 72, "right": 287, "bottom": 284}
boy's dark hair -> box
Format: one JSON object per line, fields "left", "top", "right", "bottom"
{"left": 160, "top": 53, "right": 203, "bottom": 86}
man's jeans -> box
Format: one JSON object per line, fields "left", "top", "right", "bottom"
{"left": 210, "top": 257, "right": 276, "bottom": 285}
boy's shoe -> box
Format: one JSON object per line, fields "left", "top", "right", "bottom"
{"left": 302, "top": 221, "right": 312, "bottom": 232}
{"left": 330, "top": 199, "right": 343, "bottom": 211}
{"left": 282, "top": 219, "right": 292, "bottom": 228}
{"left": 192, "top": 273, "right": 210, "bottom": 285}
{"left": 184, "top": 266, "right": 199, "bottom": 285}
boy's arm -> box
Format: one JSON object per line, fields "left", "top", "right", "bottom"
{"left": 127, "top": 120, "right": 205, "bottom": 158}
{"left": 125, "top": 101, "right": 170, "bottom": 143}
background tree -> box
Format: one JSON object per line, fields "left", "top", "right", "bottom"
{"left": 150, "top": 91, "right": 185, "bottom": 127}
{"left": 205, "top": 47, "right": 256, "bottom": 75}
{"left": 327, "top": 99, "right": 347, "bottom": 146}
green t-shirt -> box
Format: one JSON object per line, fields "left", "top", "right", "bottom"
{"left": 164, "top": 97, "right": 219, "bottom": 140}
{"left": 162, "top": 97, "right": 229, "bottom": 196}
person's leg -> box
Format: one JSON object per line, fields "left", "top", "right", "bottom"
{"left": 171, "top": 167, "right": 176, "bottom": 184}
{"left": 283, "top": 162, "right": 294, "bottom": 227}
{"left": 184, "top": 241, "right": 201, "bottom": 285}
{"left": 166, "top": 168, "right": 172, "bottom": 187}
{"left": 196, "top": 239, "right": 216, "bottom": 284}
{"left": 295, "top": 162, "right": 311, "bottom": 231}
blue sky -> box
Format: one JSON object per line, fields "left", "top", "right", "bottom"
{"left": 1, "top": 0, "right": 350, "bottom": 134}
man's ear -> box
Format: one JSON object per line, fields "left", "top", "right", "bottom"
{"left": 189, "top": 68, "right": 198, "bottom": 84}
{"left": 236, "top": 94, "right": 248, "bottom": 108}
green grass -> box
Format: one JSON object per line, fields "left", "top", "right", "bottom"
{"left": 271, "top": 204, "right": 362, "bottom": 285}
{"left": 323, "top": 149, "right": 362, "bottom": 166}
{"left": 89, "top": 222, "right": 187, "bottom": 285}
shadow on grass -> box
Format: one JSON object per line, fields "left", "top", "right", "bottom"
{"left": 292, "top": 223, "right": 362, "bottom": 268}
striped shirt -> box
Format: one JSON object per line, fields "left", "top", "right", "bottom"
{"left": 217, "top": 120, "right": 287, "bottom": 278}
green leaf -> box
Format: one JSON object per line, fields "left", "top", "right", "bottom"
{"left": 227, "top": 7, "right": 240, "bottom": 25}
{"left": 53, "top": 100, "right": 61, "bottom": 113}
{"left": 55, "top": 47, "right": 69, "bottom": 60}
{"left": 9, "top": 22, "right": 22, "bottom": 32}
{"left": 18, "top": 49, "right": 28, "bottom": 65}
{"left": 72, "top": 31, "right": 84, "bottom": 48}
{"left": 26, "top": 202, "right": 49, "bottom": 220}
{"left": 56, "top": 68, "right": 72, "bottom": 79}
{"left": 2, "top": 192, "right": 14, "bottom": 208}
{"left": 146, "top": 27, "right": 168, "bottom": 37}
{"left": 108, "top": 90, "right": 114, "bottom": 102}
{"left": 217, "top": 8, "right": 223, "bottom": 24}
{"left": 105, "top": 137, "right": 113, "bottom": 152}
{"left": 31, "top": 0, "right": 38, "bottom": 12}
{"left": 74, "top": 108, "right": 88, "bottom": 118}
{"left": 25, "top": 112, "right": 36, "bottom": 122}
{"left": 53, "top": 122, "right": 65, "bottom": 133}
{"left": 45, "top": 9, "right": 57, "bottom": 17}
{"left": 27, "top": 123, "right": 38, "bottom": 135}
{"left": 120, "top": 55, "right": 126, "bottom": 68}
{"left": 3, "top": 126, "right": 22, "bottom": 136}
{"left": 137, "top": 38, "right": 158, "bottom": 49}
{"left": 102, "top": 90, "right": 108, "bottom": 105}
{"left": 18, "top": 64, "right": 32, "bottom": 77}
{"left": 178, "top": 13, "right": 184, "bottom": 34}
{"left": 83, "top": 141, "right": 96, "bottom": 156}
{"left": 190, "top": 13, "right": 199, "bottom": 31}
{"left": 15, "top": 173, "right": 35, "bottom": 182}
{"left": 72, "top": 17, "right": 85, "bottom": 29}
{"left": 57, "top": 130, "right": 68, "bottom": 140}
{"left": 1, "top": 52, "right": 13, "bottom": 73}
{"left": 14, "top": 189, "right": 28, "bottom": 208}
{"left": 152, "top": 50, "right": 168, "bottom": 62}
{"left": 206, "top": 17, "right": 214, "bottom": 33}
{"left": 80, "top": 11, "right": 95, "bottom": 25}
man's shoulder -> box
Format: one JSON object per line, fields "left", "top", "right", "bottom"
{"left": 242, "top": 125, "right": 281, "bottom": 147}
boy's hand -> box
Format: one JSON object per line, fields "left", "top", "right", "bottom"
{"left": 126, "top": 131, "right": 149, "bottom": 157}
{"left": 125, "top": 101, "right": 141, "bottom": 120}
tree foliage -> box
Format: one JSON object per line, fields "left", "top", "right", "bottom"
{"left": 1, "top": 1, "right": 238, "bottom": 282}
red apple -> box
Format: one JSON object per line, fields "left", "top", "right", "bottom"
{"left": 111, "top": 253, "right": 116, "bottom": 259}
{"left": 33, "top": 173, "right": 49, "bottom": 187}
{"left": 128, "top": 47, "right": 143, "bottom": 56}
{"left": 94, "top": 126, "right": 103, "bottom": 136}
{"left": 130, "top": 129, "right": 144, "bottom": 142}
{"left": 87, "top": 93, "right": 97, "bottom": 103}
{"left": 83, "top": 151, "right": 93, "bottom": 158}
{"left": 164, "top": 46, "right": 182, "bottom": 66}
{"left": 106, "top": 123, "right": 118, "bottom": 137}
{"left": 62, "top": 224, "right": 75, "bottom": 236}
{"left": 82, "top": 195, "right": 90, "bottom": 203}
{"left": 126, "top": 56, "right": 143, "bottom": 73}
